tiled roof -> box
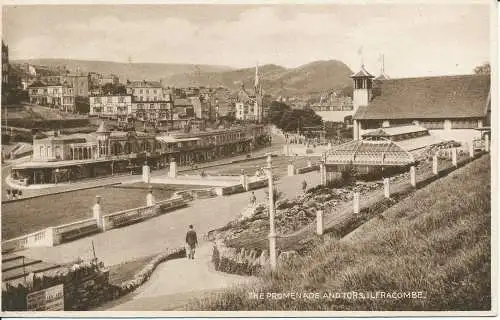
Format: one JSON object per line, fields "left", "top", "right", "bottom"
{"left": 353, "top": 75, "right": 490, "bottom": 120}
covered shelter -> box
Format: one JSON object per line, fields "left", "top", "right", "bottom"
{"left": 324, "top": 138, "right": 416, "bottom": 177}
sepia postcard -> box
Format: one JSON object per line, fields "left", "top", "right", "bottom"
{"left": 0, "top": 0, "right": 497, "bottom": 317}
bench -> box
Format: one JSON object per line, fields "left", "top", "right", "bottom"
{"left": 60, "top": 224, "right": 100, "bottom": 243}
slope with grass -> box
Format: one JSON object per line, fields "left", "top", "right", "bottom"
{"left": 189, "top": 155, "right": 491, "bottom": 311}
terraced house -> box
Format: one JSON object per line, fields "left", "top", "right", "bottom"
{"left": 126, "top": 80, "right": 173, "bottom": 124}
{"left": 89, "top": 94, "right": 133, "bottom": 121}
{"left": 27, "top": 80, "right": 75, "bottom": 112}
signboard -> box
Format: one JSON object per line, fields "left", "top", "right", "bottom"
{"left": 27, "top": 284, "right": 64, "bottom": 311}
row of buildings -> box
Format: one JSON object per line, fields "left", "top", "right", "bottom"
{"left": 22, "top": 62, "right": 267, "bottom": 125}
{"left": 10, "top": 122, "right": 271, "bottom": 185}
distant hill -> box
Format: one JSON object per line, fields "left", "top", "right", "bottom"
{"left": 12, "top": 59, "right": 233, "bottom": 82}
{"left": 13, "top": 58, "right": 354, "bottom": 97}
{"left": 163, "top": 60, "right": 353, "bottom": 97}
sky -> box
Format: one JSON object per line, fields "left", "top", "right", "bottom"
{"left": 2, "top": 1, "right": 491, "bottom": 78}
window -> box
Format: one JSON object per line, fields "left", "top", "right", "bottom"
{"left": 107, "top": 96, "right": 112, "bottom": 103}
{"left": 154, "top": 90, "right": 157, "bottom": 94}
{"left": 95, "top": 97, "right": 101, "bottom": 103}
{"left": 420, "top": 120, "right": 444, "bottom": 130}
{"left": 146, "top": 90, "right": 149, "bottom": 94}
{"left": 118, "top": 96, "right": 125, "bottom": 103}
{"left": 140, "top": 89, "right": 143, "bottom": 94}
{"left": 451, "top": 119, "right": 477, "bottom": 129}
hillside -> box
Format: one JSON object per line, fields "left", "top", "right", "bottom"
{"left": 14, "top": 58, "right": 353, "bottom": 97}
{"left": 190, "top": 155, "right": 491, "bottom": 311}
{"left": 12, "top": 59, "right": 233, "bottom": 82}
{"left": 164, "top": 60, "right": 353, "bottom": 97}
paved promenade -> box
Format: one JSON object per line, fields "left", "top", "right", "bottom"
{"left": 19, "top": 171, "right": 320, "bottom": 266}
{"left": 99, "top": 244, "right": 256, "bottom": 311}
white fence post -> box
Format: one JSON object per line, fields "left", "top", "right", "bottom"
{"left": 410, "top": 165, "right": 416, "bottom": 188}
{"left": 240, "top": 170, "right": 249, "bottom": 191}
{"left": 452, "top": 148, "right": 458, "bottom": 167}
{"left": 469, "top": 142, "right": 475, "bottom": 158}
{"left": 142, "top": 163, "right": 151, "bottom": 183}
{"left": 169, "top": 160, "right": 177, "bottom": 178}
{"left": 316, "top": 210, "right": 324, "bottom": 235}
{"left": 383, "top": 178, "right": 390, "bottom": 198}
{"left": 287, "top": 162, "right": 295, "bottom": 176}
{"left": 146, "top": 186, "right": 155, "bottom": 206}
{"left": 93, "top": 195, "right": 103, "bottom": 230}
{"left": 432, "top": 155, "right": 438, "bottom": 175}
{"left": 485, "top": 135, "right": 490, "bottom": 153}
{"left": 353, "top": 192, "right": 360, "bottom": 214}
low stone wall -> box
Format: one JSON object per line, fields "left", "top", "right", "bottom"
{"left": 215, "top": 184, "right": 246, "bottom": 196}
{"left": 2, "top": 228, "right": 57, "bottom": 252}
{"left": 246, "top": 178, "right": 268, "bottom": 190}
{"left": 2, "top": 197, "right": 186, "bottom": 252}
{"left": 174, "top": 188, "right": 218, "bottom": 202}
{"left": 296, "top": 165, "right": 320, "bottom": 174}
{"left": 102, "top": 196, "right": 186, "bottom": 231}
{"left": 2, "top": 218, "right": 99, "bottom": 252}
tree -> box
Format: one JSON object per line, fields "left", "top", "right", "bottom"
{"left": 269, "top": 101, "right": 291, "bottom": 125}
{"left": 277, "top": 109, "right": 323, "bottom": 133}
{"left": 75, "top": 96, "right": 90, "bottom": 114}
{"left": 340, "top": 85, "right": 354, "bottom": 98}
{"left": 474, "top": 63, "right": 490, "bottom": 75}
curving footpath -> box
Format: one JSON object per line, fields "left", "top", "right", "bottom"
{"left": 99, "top": 243, "right": 256, "bottom": 311}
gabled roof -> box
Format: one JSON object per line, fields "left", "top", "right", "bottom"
{"left": 351, "top": 65, "right": 374, "bottom": 78}
{"left": 353, "top": 74, "right": 490, "bottom": 120}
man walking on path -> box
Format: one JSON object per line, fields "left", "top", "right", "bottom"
{"left": 302, "top": 179, "right": 308, "bottom": 193}
{"left": 249, "top": 191, "right": 257, "bottom": 206}
{"left": 185, "top": 225, "right": 198, "bottom": 259}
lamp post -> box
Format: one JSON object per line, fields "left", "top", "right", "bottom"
{"left": 266, "top": 154, "right": 277, "bottom": 272}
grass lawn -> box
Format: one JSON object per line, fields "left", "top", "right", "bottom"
{"left": 189, "top": 155, "right": 491, "bottom": 311}
{"left": 1, "top": 184, "right": 196, "bottom": 240}
{"left": 108, "top": 254, "right": 157, "bottom": 286}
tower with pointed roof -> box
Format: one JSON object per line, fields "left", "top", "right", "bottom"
{"left": 254, "top": 63, "right": 263, "bottom": 123}
{"left": 351, "top": 64, "right": 374, "bottom": 114}
{"left": 96, "top": 121, "right": 110, "bottom": 157}
{"left": 351, "top": 65, "right": 374, "bottom": 140}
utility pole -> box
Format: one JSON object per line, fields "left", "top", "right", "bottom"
{"left": 267, "top": 154, "right": 277, "bottom": 272}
